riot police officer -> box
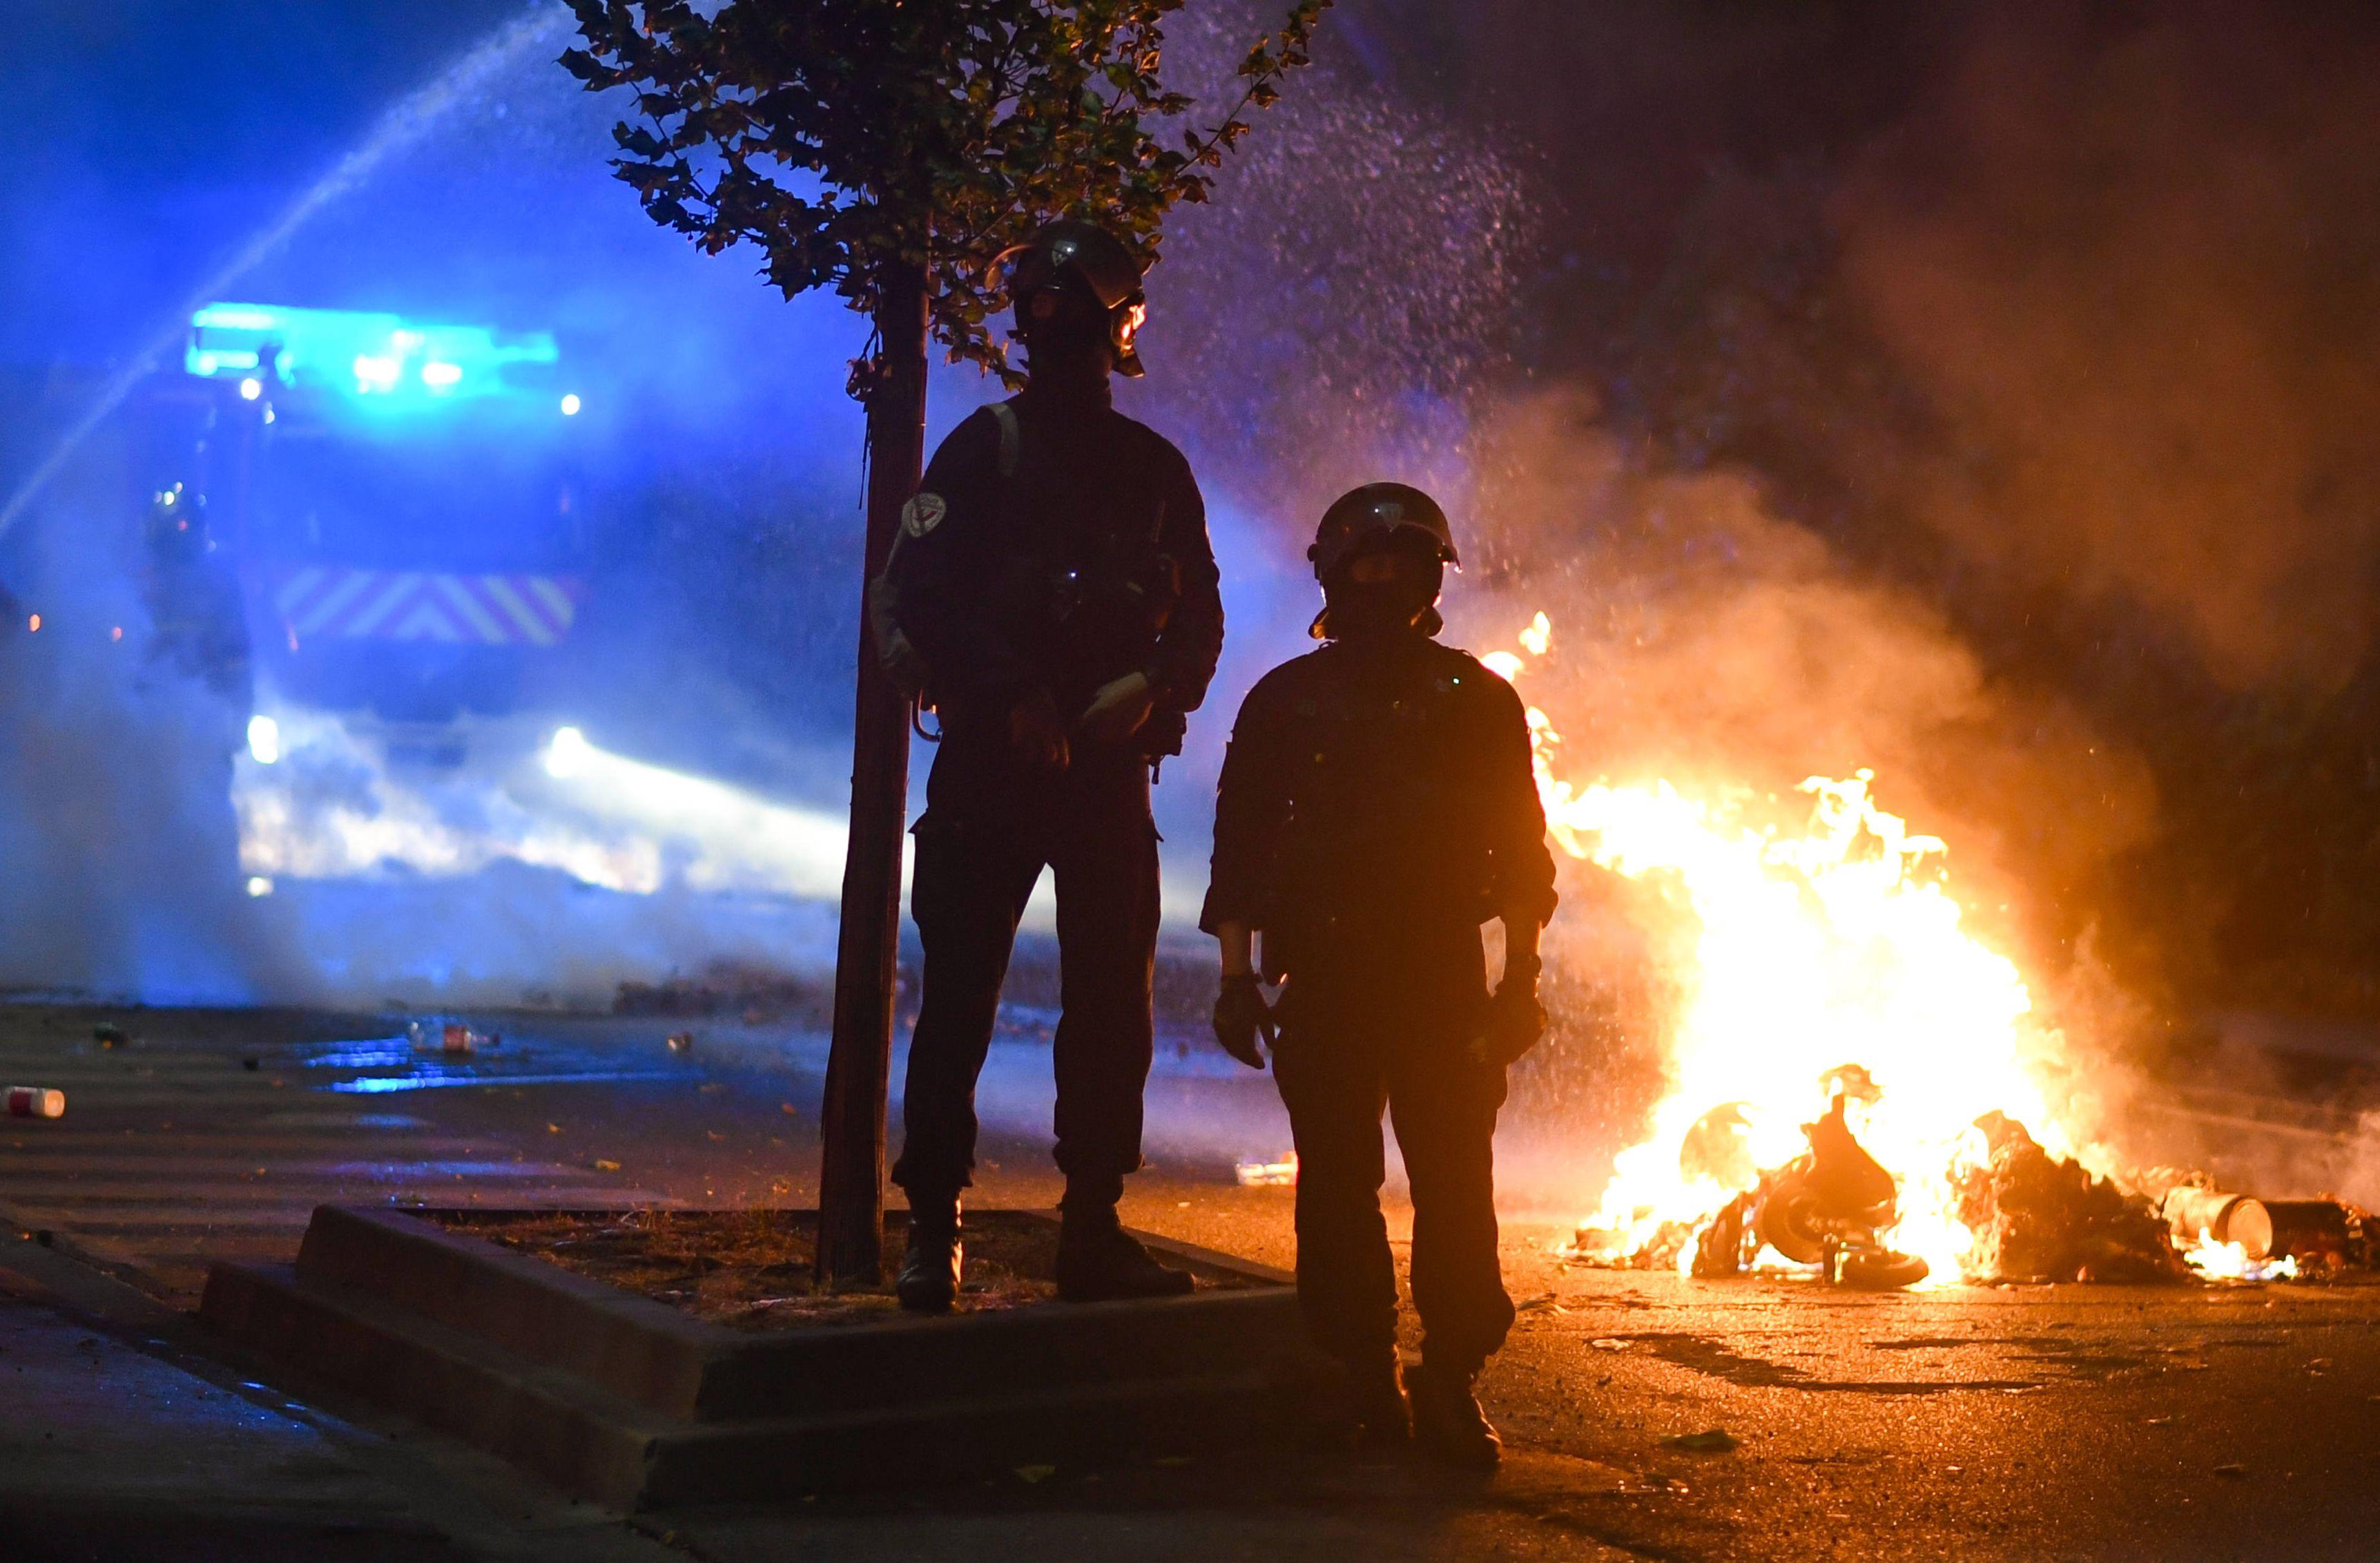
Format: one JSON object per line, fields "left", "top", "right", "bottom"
{"left": 878, "top": 220, "right": 1224, "bottom": 1310}
{"left": 1202, "top": 484, "right": 1556, "bottom": 1469}
{"left": 142, "top": 483, "right": 252, "bottom": 713}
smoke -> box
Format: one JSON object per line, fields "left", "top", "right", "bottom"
{"left": 1832, "top": 2, "right": 2380, "bottom": 690}
{"left": 1458, "top": 387, "right": 2158, "bottom": 940}
{"left": 1527, "top": 1, "right": 2380, "bottom": 1015}
{"left": 1146, "top": 6, "right": 1529, "bottom": 534}
{"left": 1446, "top": 387, "right": 2163, "bottom": 1205}
{"left": 0, "top": 451, "right": 289, "bottom": 1004}
{"left": 1364, "top": 0, "right": 2380, "bottom": 1199}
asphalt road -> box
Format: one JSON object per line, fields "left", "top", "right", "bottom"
{"left": 2, "top": 1002, "right": 2377, "bottom": 1561}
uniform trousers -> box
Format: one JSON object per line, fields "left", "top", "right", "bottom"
{"left": 891, "top": 736, "right": 1160, "bottom": 1205}
{"left": 1271, "top": 963, "right": 1515, "bottom": 1375}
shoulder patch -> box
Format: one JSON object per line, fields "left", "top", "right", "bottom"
{"left": 902, "top": 492, "right": 948, "bottom": 537}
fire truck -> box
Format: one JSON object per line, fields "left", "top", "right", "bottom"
{"left": 179, "top": 301, "right": 594, "bottom": 765}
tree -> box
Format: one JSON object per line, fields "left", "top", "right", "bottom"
{"left": 564, "top": 0, "right": 1329, "bottom": 1283}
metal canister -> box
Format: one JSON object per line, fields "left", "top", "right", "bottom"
{"left": 2161, "top": 1187, "right": 2267, "bottom": 1252}
{"left": 2253, "top": 1200, "right": 2351, "bottom": 1262}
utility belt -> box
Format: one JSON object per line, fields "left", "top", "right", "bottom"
{"left": 1262, "top": 901, "right": 1493, "bottom": 966}
{"left": 935, "top": 682, "right": 1188, "bottom": 764}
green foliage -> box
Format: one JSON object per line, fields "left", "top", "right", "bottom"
{"left": 563, "top": 0, "right": 1330, "bottom": 385}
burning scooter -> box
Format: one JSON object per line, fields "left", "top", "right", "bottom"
{"left": 1687, "top": 1067, "right": 1933, "bottom": 1289}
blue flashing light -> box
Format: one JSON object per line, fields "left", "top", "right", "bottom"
{"left": 559, "top": 393, "right": 582, "bottom": 416}
{"left": 238, "top": 376, "right": 262, "bottom": 401}
{"left": 352, "top": 354, "right": 401, "bottom": 392}
{"left": 184, "top": 301, "right": 559, "bottom": 416}
{"left": 192, "top": 305, "right": 281, "bottom": 332}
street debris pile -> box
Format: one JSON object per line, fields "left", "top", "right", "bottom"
{"left": 1566, "top": 1077, "right": 2374, "bottom": 1288}
{"left": 1951, "top": 1113, "right": 2183, "bottom": 1283}
{"left": 615, "top": 959, "right": 822, "bottom": 1022}
{"left": 2151, "top": 1180, "right": 2370, "bottom": 1280}
{"left": 1487, "top": 611, "right": 2379, "bottom": 1292}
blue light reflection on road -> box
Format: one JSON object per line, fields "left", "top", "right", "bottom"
{"left": 293, "top": 1039, "right": 412, "bottom": 1070}
{"left": 327, "top": 1068, "right": 678, "bottom": 1094}
{"left": 294, "top": 1022, "right": 691, "bottom": 1096}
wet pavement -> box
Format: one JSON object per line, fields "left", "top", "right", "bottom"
{"left": 1, "top": 1001, "right": 2377, "bottom": 1560}
{"left": 0, "top": 1235, "right": 675, "bottom": 1562}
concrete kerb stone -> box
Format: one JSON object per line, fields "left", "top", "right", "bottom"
{"left": 202, "top": 1205, "right": 1312, "bottom": 1508}
{"left": 296, "top": 1205, "right": 719, "bottom": 1418}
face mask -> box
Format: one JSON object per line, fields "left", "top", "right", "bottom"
{"left": 1322, "top": 579, "right": 1423, "bottom": 640}
{"left": 1321, "top": 550, "right": 1444, "bottom": 642}
{"left": 1020, "top": 287, "right": 1115, "bottom": 377}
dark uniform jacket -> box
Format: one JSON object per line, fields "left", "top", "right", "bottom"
{"left": 885, "top": 382, "right": 1223, "bottom": 751}
{"left": 1201, "top": 635, "right": 1558, "bottom": 998}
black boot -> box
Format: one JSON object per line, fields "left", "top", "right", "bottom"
{"left": 896, "top": 1195, "right": 962, "bottom": 1314}
{"left": 1054, "top": 1205, "right": 1195, "bottom": 1302}
{"left": 1405, "top": 1359, "right": 1500, "bottom": 1471}
{"left": 1342, "top": 1352, "right": 1411, "bottom": 1452}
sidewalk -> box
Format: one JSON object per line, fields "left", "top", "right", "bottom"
{"left": 0, "top": 1235, "right": 675, "bottom": 1562}
{"left": 2, "top": 1229, "right": 1641, "bottom": 1563}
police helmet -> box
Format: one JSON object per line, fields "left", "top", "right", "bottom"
{"left": 994, "top": 219, "right": 1151, "bottom": 378}
{"left": 1309, "top": 483, "right": 1460, "bottom": 582}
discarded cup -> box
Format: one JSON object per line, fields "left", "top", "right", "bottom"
{"left": 7, "top": 1086, "right": 66, "bottom": 1120}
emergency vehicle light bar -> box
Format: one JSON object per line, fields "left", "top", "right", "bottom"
{"left": 185, "top": 302, "right": 561, "bottom": 409}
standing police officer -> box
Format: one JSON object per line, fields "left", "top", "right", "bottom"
{"left": 1202, "top": 484, "right": 1556, "bottom": 1469}
{"left": 878, "top": 220, "right": 1224, "bottom": 1310}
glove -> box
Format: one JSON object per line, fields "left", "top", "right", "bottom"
{"left": 1473, "top": 959, "right": 1547, "bottom": 1068}
{"left": 1076, "top": 670, "right": 1156, "bottom": 745}
{"left": 1212, "top": 974, "right": 1277, "bottom": 1069}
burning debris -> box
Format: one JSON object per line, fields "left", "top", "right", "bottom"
{"left": 1571, "top": 1081, "right": 2375, "bottom": 1288}
{"left": 2156, "top": 1182, "right": 2368, "bottom": 1280}
{"left": 1705, "top": 1091, "right": 1933, "bottom": 1289}
{"left": 1491, "top": 611, "right": 2378, "bottom": 1290}
{"left": 1953, "top": 1113, "right": 2181, "bottom": 1284}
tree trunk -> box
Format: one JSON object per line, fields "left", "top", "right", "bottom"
{"left": 815, "top": 262, "right": 930, "bottom": 1286}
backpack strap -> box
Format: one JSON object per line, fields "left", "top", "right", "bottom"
{"left": 867, "top": 403, "right": 1020, "bottom": 716}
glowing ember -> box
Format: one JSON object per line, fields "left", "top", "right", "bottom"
{"left": 1491, "top": 613, "right": 2073, "bottom": 1283}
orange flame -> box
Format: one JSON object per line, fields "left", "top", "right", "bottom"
{"left": 1493, "top": 613, "right": 2074, "bottom": 1281}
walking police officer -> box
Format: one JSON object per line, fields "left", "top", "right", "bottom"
{"left": 878, "top": 220, "right": 1224, "bottom": 1310}
{"left": 1202, "top": 484, "right": 1556, "bottom": 1468}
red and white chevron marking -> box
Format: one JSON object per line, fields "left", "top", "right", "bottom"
{"left": 268, "top": 567, "right": 581, "bottom": 646}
